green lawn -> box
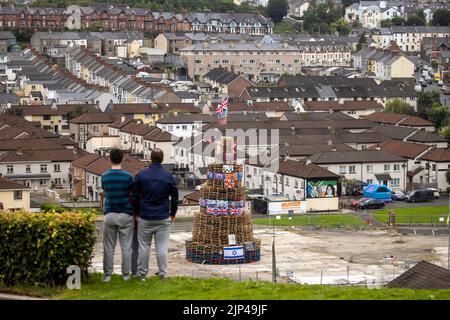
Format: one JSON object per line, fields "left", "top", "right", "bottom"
{"left": 253, "top": 214, "right": 370, "bottom": 229}
{"left": 373, "top": 206, "right": 449, "bottom": 224}
{"left": 2, "top": 274, "right": 450, "bottom": 300}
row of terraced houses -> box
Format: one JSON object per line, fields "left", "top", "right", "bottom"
{"left": 0, "top": 5, "right": 273, "bottom": 34}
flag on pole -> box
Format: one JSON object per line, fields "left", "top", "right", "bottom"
{"left": 216, "top": 96, "right": 229, "bottom": 126}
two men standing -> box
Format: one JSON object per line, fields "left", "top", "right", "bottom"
{"left": 101, "top": 148, "right": 179, "bottom": 282}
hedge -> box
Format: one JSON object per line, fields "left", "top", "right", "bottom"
{"left": 0, "top": 211, "right": 97, "bottom": 287}
{"left": 40, "top": 203, "right": 64, "bottom": 213}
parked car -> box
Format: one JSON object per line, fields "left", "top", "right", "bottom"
{"left": 391, "top": 190, "right": 407, "bottom": 201}
{"left": 414, "top": 84, "right": 422, "bottom": 93}
{"left": 350, "top": 198, "right": 369, "bottom": 208}
{"left": 406, "top": 189, "right": 434, "bottom": 203}
{"left": 426, "top": 77, "right": 433, "bottom": 84}
{"left": 357, "top": 199, "right": 385, "bottom": 210}
{"left": 426, "top": 188, "right": 440, "bottom": 199}
{"left": 194, "top": 185, "right": 202, "bottom": 191}
{"left": 438, "top": 80, "right": 444, "bottom": 86}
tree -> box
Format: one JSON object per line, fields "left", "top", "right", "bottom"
{"left": 384, "top": 99, "right": 414, "bottom": 114}
{"left": 432, "top": 9, "right": 450, "bottom": 26}
{"left": 405, "top": 15, "right": 426, "bottom": 26}
{"left": 330, "top": 19, "right": 351, "bottom": 36}
{"left": 356, "top": 31, "right": 367, "bottom": 51}
{"left": 266, "top": 0, "right": 288, "bottom": 23}
{"left": 380, "top": 19, "right": 391, "bottom": 28}
{"left": 87, "top": 21, "right": 104, "bottom": 32}
{"left": 417, "top": 90, "right": 441, "bottom": 118}
{"left": 439, "top": 125, "right": 450, "bottom": 141}
{"left": 426, "top": 103, "right": 450, "bottom": 129}
{"left": 391, "top": 16, "right": 406, "bottom": 26}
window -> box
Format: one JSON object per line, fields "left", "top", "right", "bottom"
{"left": 432, "top": 164, "right": 436, "bottom": 171}
{"left": 285, "top": 177, "right": 289, "bottom": 186}
{"left": 384, "top": 164, "right": 390, "bottom": 172}
{"left": 13, "top": 190, "right": 22, "bottom": 200}
{"left": 349, "top": 166, "right": 356, "bottom": 174}
{"left": 221, "top": 59, "right": 229, "bottom": 64}
{"left": 391, "top": 178, "right": 400, "bottom": 187}
{"left": 194, "top": 59, "right": 202, "bottom": 64}
{"left": 394, "top": 164, "right": 400, "bottom": 172}
{"left": 40, "top": 180, "right": 47, "bottom": 186}
{"left": 182, "top": 125, "right": 187, "bottom": 130}
{"left": 26, "top": 165, "right": 31, "bottom": 173}
{"left": 294, "top": 180, "right": 299, "bottom": 188}
{"left": 93, "top": 125, "right": 99, "bottom": 132}
{"left": 6, "top": 165, "right": 13, "bottom": 173}
{"left": 43, "top": 115, "right": 51, "bottom": 120}
{"left": 366, "top": 165, "right": 373, "bottom": 173}
{"left": 168, "top": 125, "right": 173, "bottom": 131}
{"left": 54, "top": 164, "right": 61, "bottom": 172}
{"left": 367, "top": 179, "right": 373, "bottom": 185}
{"left": 40, "top": 164, "right": 47, "bottom": 173}
{"left": 54, "top": 178, "right": 62, "bottom": 185}
{"left": 339, "top": 166, "right": 346, "bottom": 174}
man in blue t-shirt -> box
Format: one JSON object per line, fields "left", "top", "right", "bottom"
{"left": 101, "top": 148, "right": 134, "bottom": 282}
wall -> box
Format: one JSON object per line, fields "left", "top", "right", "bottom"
{"left": 0, "top": 189, "right": 30, "bottom": 211}
{"left": 306, "top": 197, "right": 339, "bottom": 212}
{"left": 86, "top": 136, "right": 121, "bottom": 154}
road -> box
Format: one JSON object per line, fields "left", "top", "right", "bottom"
{"left": 414, "top": 67, "right": 448, "bottom": 107}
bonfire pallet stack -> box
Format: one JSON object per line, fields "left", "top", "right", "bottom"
{"left": 185, "top": 163, "right": 261, "bottom": 264}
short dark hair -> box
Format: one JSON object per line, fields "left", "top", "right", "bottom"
{"left": 109, "top": 148, "right": 124, "bottom": 165}
{"left": 151, "top": 148, "right": 164, "bottom": 164}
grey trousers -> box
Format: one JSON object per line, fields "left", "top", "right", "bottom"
{"left": 137, "top": 217, "right": 172, "bottom": 277}
{"left": 103, "top": 212, "right": 133, "bottom": 277}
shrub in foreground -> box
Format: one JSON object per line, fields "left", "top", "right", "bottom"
{"left": 0, "top": 211, "right": 97, "bottom": 287}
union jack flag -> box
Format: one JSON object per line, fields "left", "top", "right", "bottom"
{"left": 229, "top": 208, "right": 240, "bottom": 215}
{"left": 216, "top": 96, "right": 229, "bottom": 114}
{"left": 207, "top": 207, "right": 215, "bottom": 215}
{"left": 217, "top": 208, "right": 228, "bottom": 215}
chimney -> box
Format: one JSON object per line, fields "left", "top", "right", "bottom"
{"left": 16, "top": 148, "right": 23, "bottom": 156}
{"left": 202, "top": 41, "right": 208, "bottom": 48}
{"left": 306, "top": 158, "right": 311, "bottom": 165}
{"left": 283, "top": 42, "right": 288, "bottom": 48}
{"left": 121, "top": 115, "right": 125, "bottom": 123}
{"left": 51, "top": 101, "right": 57, "bottom": 110}
{"left": 331, "top": 147, "right": 337, "bottom": 152}
{"left": 256, "top": 42, "right": 262, "bottom": 48}
{"left": 6, "top": 102, "right": 11, "bottom": 109}
{"left": 327, "top": 140, "right": 333, "bottom": 146}
{"left": 376, "top": 146, "right": 381, "bottom": 151}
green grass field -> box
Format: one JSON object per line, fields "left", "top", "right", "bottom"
{"left": 2, "top": 274, "right": 449, "bottom": 300}
{"left": 253, "top": 214, "right": 370, "bottom": 229}
{"left": 373, "top": 206, "right": 449, "bottom": 224}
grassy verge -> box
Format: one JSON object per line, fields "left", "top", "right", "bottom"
{"left": 373, "top": 206, "right": 449, "bottom": 224}
{"left": 2, "top": 274, "right": 449, "bottom": 300}
{"left": 253, "top": 214, "right": 370, "bottom": 229}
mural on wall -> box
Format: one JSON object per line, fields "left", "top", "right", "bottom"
{"left": 307, "top": 180, "right": 337, "bottom": 198}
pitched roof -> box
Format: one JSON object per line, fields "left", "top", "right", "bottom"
{"left": 278, "top": 159, "right": 340, "bottom": 179}
{"left": 0, "top": 148, "right": 87, "bottom": 162}
{"left": 84, "top": 155, "right": 146, "bottom": 176}
{"left": 0, "top": 138, "right": 68, "bottom": 151}
{"left": 70, "top": 112, "right": 116, "bottom": 124}
{"left": 386, "top": 261, "right": 450, "bottom": 290}
{"left": 21, "top": 104, "right": 98, "bottom": 116}
{"left": 143, "top": 129, "right": 176, "bottom": 142}
{"left": 371, "top": 124, "right": 417, "bottom": 140}
{"left": 279, "top": 144, "right": 354, "bottom": 157}
{"left": 408, "top": 130, "right": 448, "bottom": 143}
{"left": 303, "top": 100, "right": 384, "bottom": 112}
{"left": 364, "top": 112, "right": 407, "bottom": 125}
{"left": 0, "top": 176, "right": 29, "bottom": 190}
{"left": 184, "top": 191, "right": 201, "bottom": 202}
{"left": 371, "top": 140, "right": 430, "bottom": 159}
{"left": 228, "top": 102, "right": 294, "bottom": 112}
{"left": 419, "top": 148, "right": 450, "bottom": 162}
{"left": 282, "top": 112, "right": 354, "bottom": 121}
{"left": 310, "top": 150, "right": 406, "bottom": 164}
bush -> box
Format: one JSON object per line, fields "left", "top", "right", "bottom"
{"left": 0, "top": 211, "right": 97, "bottom": 287}
{"left": 40, "top": 203, "right": 64, "bottom": 213}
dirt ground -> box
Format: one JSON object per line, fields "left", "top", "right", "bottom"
{"left": 90, "top": 226, "right": 448, "bottom": 284}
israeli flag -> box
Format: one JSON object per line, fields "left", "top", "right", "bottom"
{"left": 223, "top": 246, "right": 244, "bottom": 259}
